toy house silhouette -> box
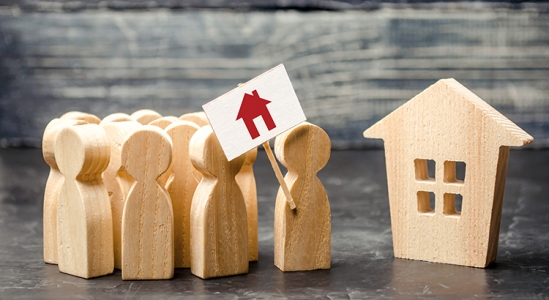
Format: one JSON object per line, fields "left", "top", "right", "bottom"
{"left": 364, "top": 78, "right": 533, "bottom": 268}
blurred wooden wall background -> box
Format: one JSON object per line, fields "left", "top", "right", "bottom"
{"left": 0, "top": 1, "right": 548, "bottom": 149}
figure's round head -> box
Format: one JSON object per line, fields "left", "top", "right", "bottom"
{"left": 121, "top": 125, "right": 173, "bottom": 181}
{"left": 101, "top": 120, "right": 142, "bottom": 170}
{"left": 55, "top": 124, "right": 110, "bottom": 178}
{"left": 190, "top": 126, "right": 245, "bottom": 177}
{"left": 274, "top": 122, "right": 331, "bottom": 173}
{"left": 60, "top": 111, "right": 101, "bottom": 124}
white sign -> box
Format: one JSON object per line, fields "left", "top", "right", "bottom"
{"left": 203, "top": 64, "right": 306, "bottom": 161}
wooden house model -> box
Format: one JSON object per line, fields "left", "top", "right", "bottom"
{"left": 363, "top": 78, "right": 533, "bottom": 268}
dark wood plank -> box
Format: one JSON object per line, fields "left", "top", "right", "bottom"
{"left": 0, "top": 9, "right": 548, "bottom": 148}
{"left": 2, "top": 0, "right": 548, "bottom": 11}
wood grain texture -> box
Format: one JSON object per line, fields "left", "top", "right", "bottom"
{"left": 131, "top": 109, "right": 162, "bottom": 125}
{"left": 149, "top": 116, "right": 179, "bottom": 130}
{"left": 189, "top": 125, "right": 248, "bottom": 279}
{"left": 0, "top": 10, "right": 548, "bottom": 148}
{"left": 150, "top": 116, "right": 179, "bottom": 187}
{"left": 55, "top": 123, "right": 114, "bottom": 279}
{"left": 181, "top": 112, "right": 209, "bottom": 183}
{"left": 235, "top": 148, "right": 259, "bottom": 262}
{"left": 363, "top": 78, "right": 533, "bottom": 267}
{"left": 179, "top": 112, "right": 209, "bottom": 127}
{"left": 60, "top": 111, "right": 100, "bottom": 124}
{"left": 100, "top": 120, "right": 141, "bottom": 270}
{"left": 100, "top": 113, "right": 133, "bottom": 124}
{"left": 42, "top": 118, "right": 86, "bottom": 265}
{"left": 165, "top": 120, "right": 200, "bottom": 268}
{"left": 121, "top": 125, "right": 174, "bottom": 280}
{"left": 274, "top": 122, "right": 331, "bottom": 272}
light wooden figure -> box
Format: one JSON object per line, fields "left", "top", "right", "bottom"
{"left": 100, "top": 113, "right": 133, "bottom": 124}
{"left": 274, "top": 122, "right": 331, "bottom": 272}
{"left": 55, "top": 123, "right": 114, "bottom": 278}
{"left": 121, "top": 125, "right": 174, "bottom": 280}
{"left": 180, "top": 111, "right": 209, "bottom": 127}
{"left": 164, "top": 121, "right": 200, "bottom": 268}
{"left": 150, "top": 116, "right": 179, "bottom": 186}
{"left": 100, "top": 120, "right": 142, "bottom": 269}
{"left": 235, "top": 148, "right": 259, "bottom": 262}
{"left": 181, "top": 112, "right": 210, "bottom": 183}
{"left": 149, "top": 116, "right": 179, "bottom": 129}
{"left": 60, "top": 111, "right": 101, "bottom": 124}
{"left": 42, "top": 118, "right": 86, "bottom": 265}
{"left": 363, "top": 78, "right": 534, "bottom": 268}
{"left": 189, "top": 126, "right": 248, "bottom": 279}
{"left": 131, "top": 109, "right": 162, "bottom": 125}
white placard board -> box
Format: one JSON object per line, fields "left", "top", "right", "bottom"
{"left": 203, "top": 64, "right": 306, "bottom": 161}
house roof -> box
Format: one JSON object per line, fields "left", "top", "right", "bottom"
{"left": 363, "top": 78, "right": 534, "bottom": 147}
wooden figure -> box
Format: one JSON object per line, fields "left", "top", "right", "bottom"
{"left": 363, "top": 78, "right": 534, "bottom": 268}
{"left": 273, "top": 122, "right": 331, "bottom": 272}
{"left": 100, "top": 113, "right": 133, "bottom": 124}
{"left": 121, "top": 125, "right": 174, "bottom": 280}
{"left": 189, "top": 125, "right": 248, "bottom": 279}
{"left": 235, "top": 148, "right": 259, "bottom": 262}
{"left": 60, "top": 111, "right": 101, "bottom": 124}
{"left": 131, "top": 109, "right": 162, "bottom": 125}
{"left": 164, "top": 121, "right": 200, "bottom": 268}
{"left": 150, "top": 116, "right": 179, "bottom": 186}
{"left": 42, "top": 118, "right": 86, "bottom": 265}
{"left": 100, "top": 120, "right": 142, "bottom": 270}
{"left": 180, "top": 111, "right": 209, "bottom": 127}
{"left": 150, "top": 116, "right": 179, "bottom": 129}
{"left": 180, "top": 113, "right": 209, "bottom": 183}
{"left": 55, "top": 123, "right": 114, "bottom": 278}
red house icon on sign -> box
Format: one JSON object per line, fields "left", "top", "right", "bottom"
{"left": 236, "top": 90, "right": 277, "bottom": 139}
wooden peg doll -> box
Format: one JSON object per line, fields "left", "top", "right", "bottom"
{"left": 189, "top": 126, "right": 248, "bottom": 279}
{"left": 149, "top": 116, "right": 179, "bottom": 186}
{"left": 42, "top": 118, "right": 86, "bottom": 265}
{"left": 149, "top": 116, "right": 179, "bottom": 129}
{"left": 60, "top": 111, "right": 101, "bottom": 124}
{"left": 273, "top": 122, "right": 331, "bottom": 272}
{"left": 179, "top": 111, "right": 209, "bottom": 127}
{"left": 235, "top": 148, "right": 259, "bottom": 262}
{"left": 100, "top": 120, "right": 142, "bottom": 269}
{"left": 180, "top": 112, "right": 209, "bottom": 183}
{"left": 121, "top": 125, "right": 174, "bottom": 280}
{"left": 131, "top": 109, "right": 162, "bottom": 125}
{"left": 55, "top": 123, "right": 114, "bottom": 278}
{"left": 100, "top": 113, "right": 133, "bottom": 124}
{"left": 165, "top": 120, "right": 200, "bottom": 268}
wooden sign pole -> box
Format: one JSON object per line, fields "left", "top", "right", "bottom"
{"left": 262, "top": 141, "right": 296, "bottom": 210}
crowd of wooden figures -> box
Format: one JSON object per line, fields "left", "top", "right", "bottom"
{"left": 43, "top": 78, "right": 534, "bottom": 281}
{"left": 43, "top": 109, "right": 331, "bottom": 280}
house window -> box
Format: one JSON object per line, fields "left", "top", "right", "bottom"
{"left": 444, "top": 161, "right": 466, "bottom": 184}
{"left": 415, "top": 159, "right": 465, "bottom": 218}
{"left": 443, "top": 193, "right": 462, "bottom": 217}
{"left": 415, "top": 159, "right": 436, "bottom": 182}
{"left": 417, "top": 191, "right": 435, "bottom": 215}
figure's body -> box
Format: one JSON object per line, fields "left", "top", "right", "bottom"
{"left": 165, "top": 120, "right": 200, "bottom": 268}
{"left": 55, "top": 123, "right": 114, "bottom": 278}
{"left": 235, "top": 148, "right": 259, "bottom": 262}
{"left": 121, "top": 126, "right": 174, "bottom": 280}
{"left": 189, "top": 126, "right": 248, "bottom": 279}
{"left": 274, "top": 122, "right": 331, "bottom": 272}
{"left": 100, "top": 120, "right": 141, "bottom": 269}
{"left": 42, "top": 118, "right": 86, "bottom": 265}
